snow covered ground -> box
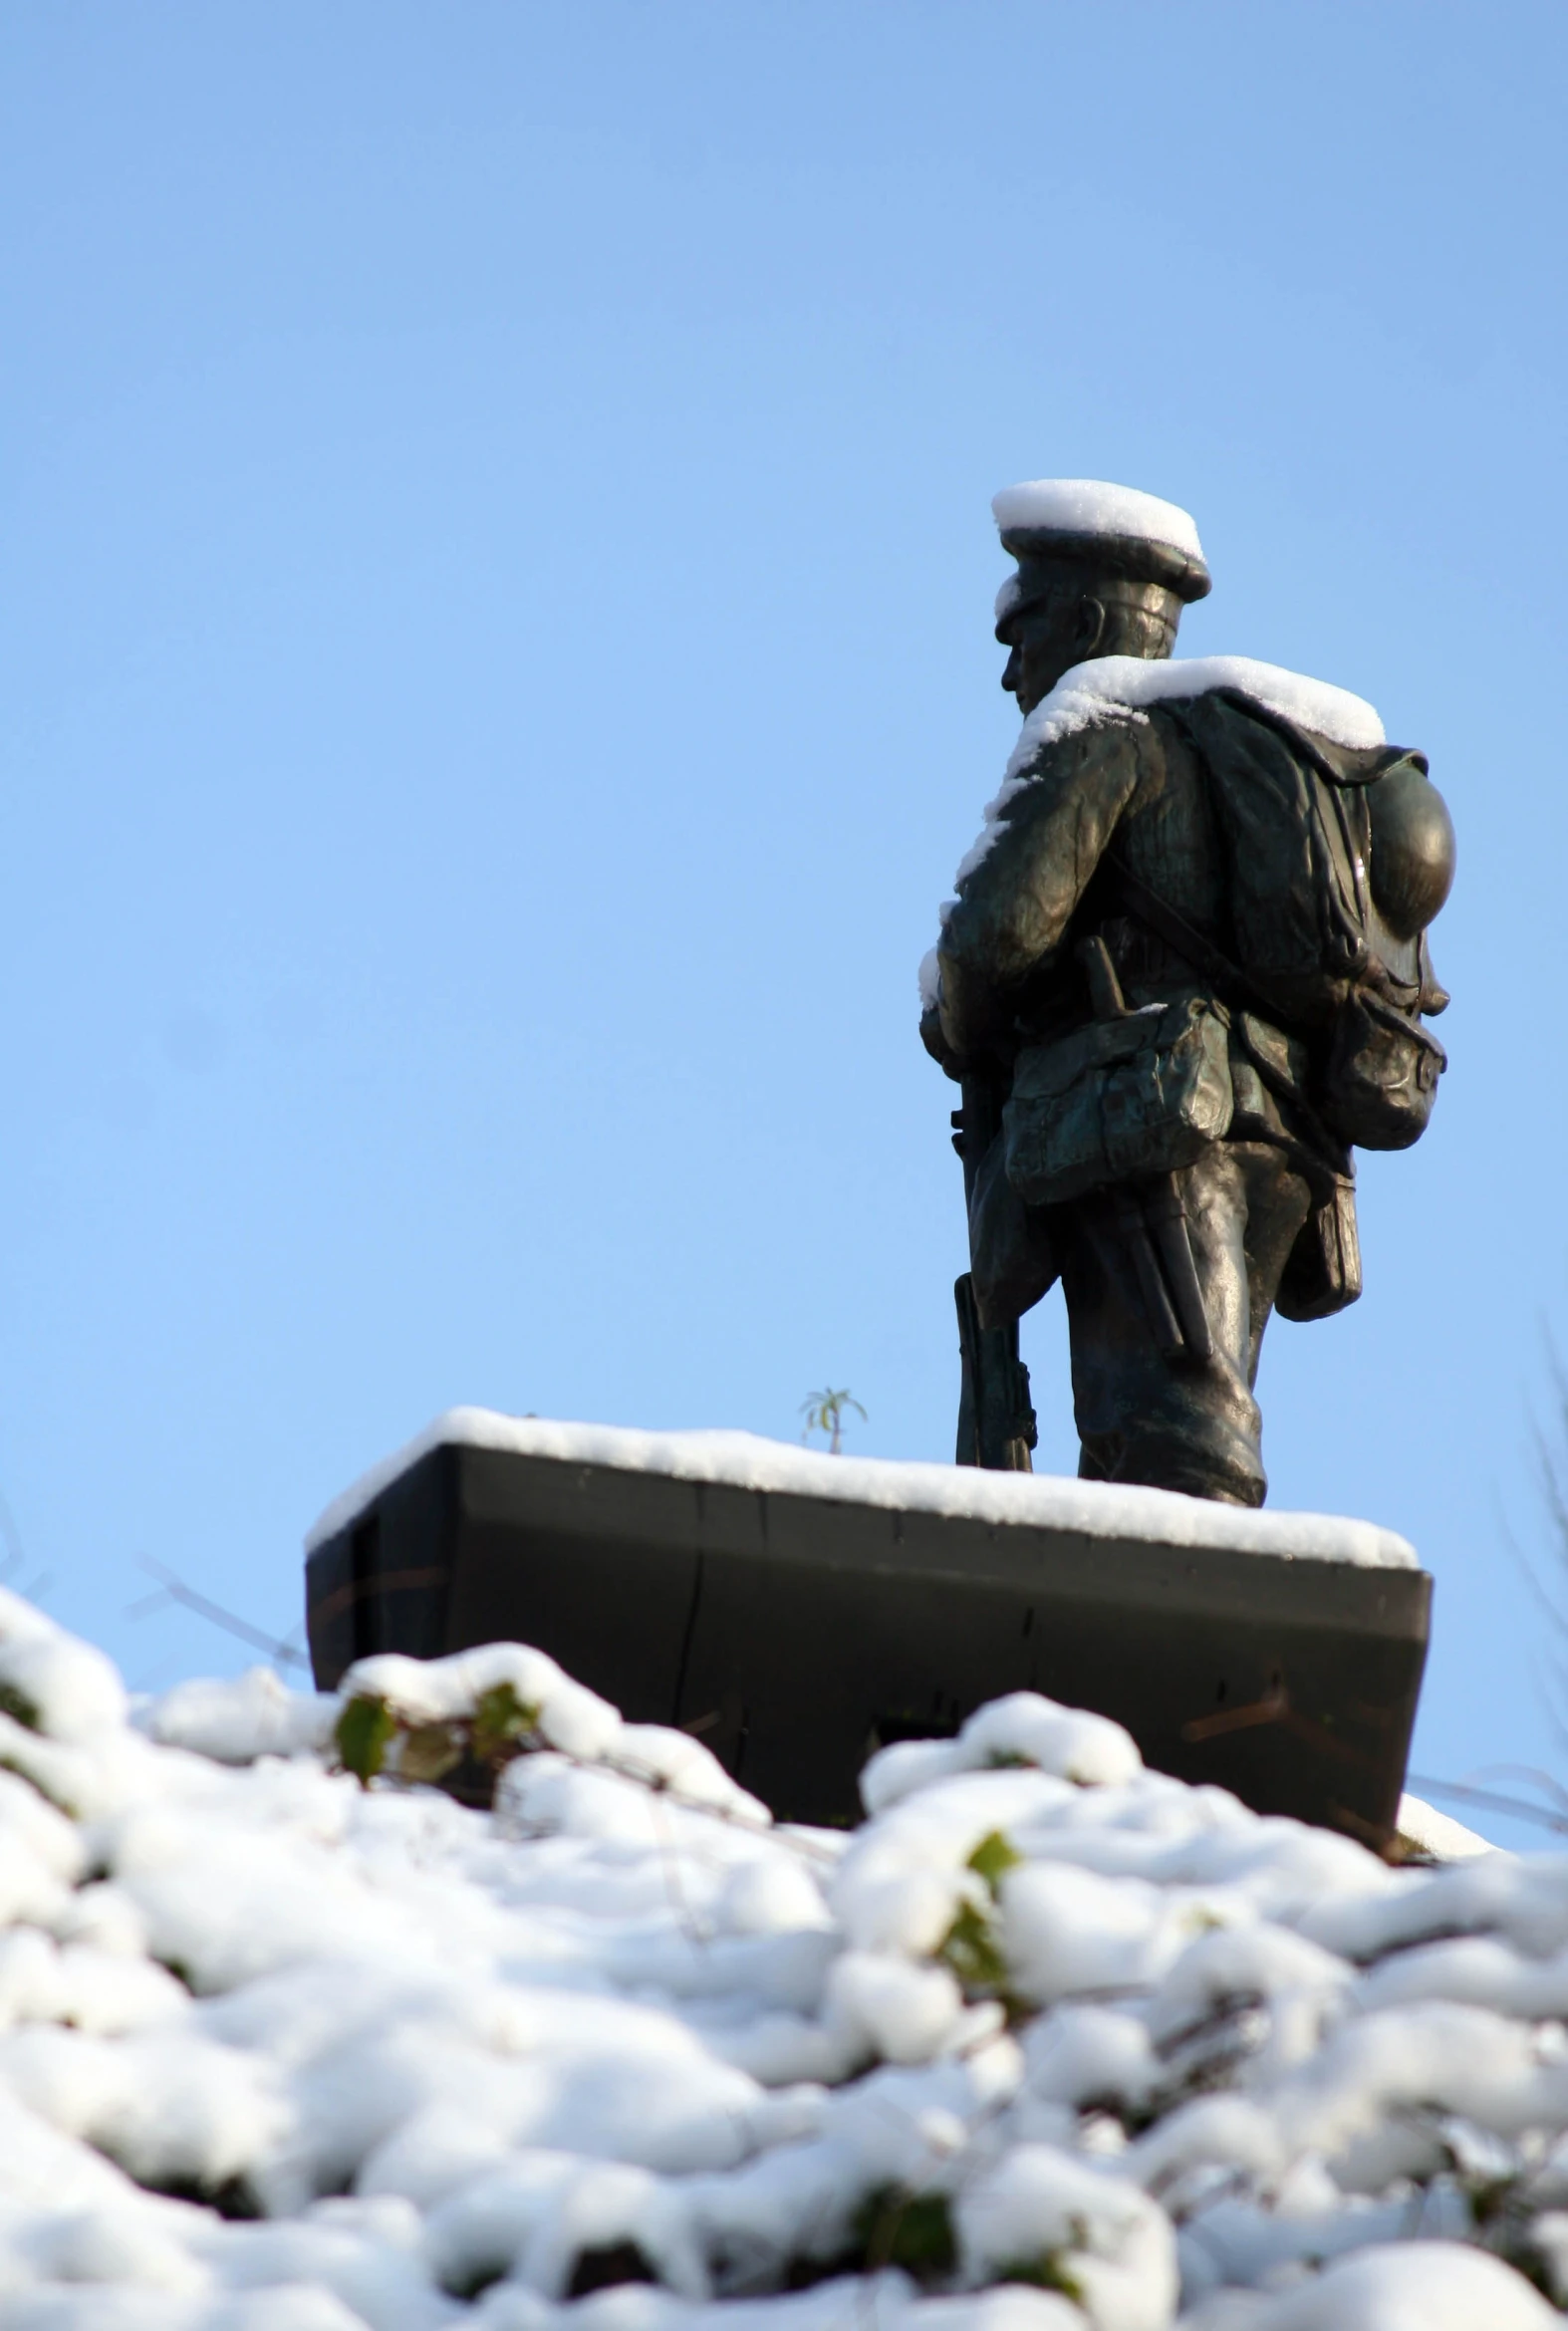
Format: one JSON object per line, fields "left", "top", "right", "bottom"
{"left": 0, "top": 1585, "right": 1562, "bottom": 2328}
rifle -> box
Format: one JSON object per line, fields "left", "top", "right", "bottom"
{"left": 950, "top": 1074, "right": 1037, "bottom": 1471}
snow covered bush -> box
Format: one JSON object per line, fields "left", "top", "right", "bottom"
{"left": 0, "top": 1581, "right": 1564, "bottom": 2326}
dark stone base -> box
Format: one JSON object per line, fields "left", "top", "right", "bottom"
{"left": 305, "top": 1440, "right": 1430, "bottom": 1850}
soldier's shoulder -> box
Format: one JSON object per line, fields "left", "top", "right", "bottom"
{"left": 1018, "top": 654, "right": 1392, "bottom": 774}
{"left": 1152, "top": 657, "right": 1391, "bottom": 765}
{"left": 1004, "top": 698, "right": 1153, "bottom": 791}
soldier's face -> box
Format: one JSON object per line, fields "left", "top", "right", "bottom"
{"left": 1002, "top": 578, "right": 1179, "bottom": 713}
{"left": 1002, "top": 594, "right": 1106, "bottom": 716}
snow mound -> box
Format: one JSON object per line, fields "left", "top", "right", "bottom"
{"left": 139, "top": 1668, "right": 339, "bottom": 1765}
{"left": 1394, "top": 1792, "right": 1493, "bottom": 1866}
{"left": 306, "top": 1414, "right": 1417, "bottom": 1574}
{"left": 990, "top": 482, "right": 1204, "bottom": 566}
{"left": 339, "top": 1645, "right": 622, "bottom": 1765}
{"left": 4, "top": 1592, "right": 1566, "bottom": 2331}
{"left": 0, "top": 1585, "right": 127, "bottom": 1742}
{"left": 862, "top": 1695, "right": 1143, "bottom": 1815}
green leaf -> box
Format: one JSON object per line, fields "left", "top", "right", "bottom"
{"left": 471, "top": 1682, "right": 542, "bottom": 1767}
{"left": 966, "top": 1828, "right": 1023, "bottom": 1896}
{"left": 336, "top": 1693, "right": 395, "bottom": 1785}
{"left": 995, "top": 2251, "right": 1085, "bottom": 2302}
{"left": 853, "top": 2186, "right": 956, "bottom": 2280}
{"left": 397, "top": 1720, "right": 464, "bottom": 1784}
{"left": 0, "top": 1749, "right": 75, "bottom": 1815}
{"left": 0, "top": 1680, "right": 42, "bottom": 1732}
{"left": 939, "top": 1897, "right": 1010, "bottom": 1993}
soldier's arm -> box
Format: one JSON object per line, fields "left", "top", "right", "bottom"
{"left": 936, "top": 716, "right": 1146, "bottom": 1059}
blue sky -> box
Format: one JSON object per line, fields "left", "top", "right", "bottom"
{"left": 2, "top": 3, "right": 1565, "bottom": 1842}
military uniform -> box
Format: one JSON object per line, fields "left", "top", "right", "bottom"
{"left": 928, "top": 659, "right": 1451, "bottom": 1506}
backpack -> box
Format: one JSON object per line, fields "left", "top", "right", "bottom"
{"left": 1166, "top": 690, "right": 1448, "bottom": 1152}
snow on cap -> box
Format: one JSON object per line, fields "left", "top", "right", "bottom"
{"left": 992, "top": 477, "right": 1210, "bottom": 634}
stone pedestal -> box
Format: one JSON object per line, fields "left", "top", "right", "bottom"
{"left": 305, "top": 1412, "right": 1430, "bottom": 1848}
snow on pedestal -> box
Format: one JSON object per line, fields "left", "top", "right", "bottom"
{"left": 305, "top": 1412, "right": 1417, "bottom": 1574}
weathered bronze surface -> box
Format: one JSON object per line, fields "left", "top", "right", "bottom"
{"left": 924, "top": 490, "right": 1454, "bottom": 1504}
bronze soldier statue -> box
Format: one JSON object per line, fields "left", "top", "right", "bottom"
{"left": 921, "top": 480, "right": 1454, "bottom": 1505}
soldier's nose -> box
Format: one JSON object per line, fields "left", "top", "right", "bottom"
{"left": 1001, "top": 648, "right": 1021, "bottom": 693}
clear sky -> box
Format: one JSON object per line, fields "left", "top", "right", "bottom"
{"left": 2, "top": 3, "right": 1566, "bottom": 1843}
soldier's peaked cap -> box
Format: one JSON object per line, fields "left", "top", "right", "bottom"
{"left": 993, "top": 478, "right": 1211, "bottom": 639}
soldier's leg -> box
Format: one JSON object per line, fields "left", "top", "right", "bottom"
{"left": 1057, "top": 1143, "right": 1312, "bottom": 1506}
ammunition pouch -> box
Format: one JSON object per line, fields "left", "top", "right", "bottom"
{"left": 1003, "top": 995, "right": 1234, "bottom": 1209}
{"left": 1276, "top": 1175, "right": 1363, "bottom": 1322}
{"left": 1319, "top": 985, "right": 1445, "bottom": 1153}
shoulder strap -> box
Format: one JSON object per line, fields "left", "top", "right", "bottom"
{"left": 1102, "top": 849, "right": 1259, "bottom": 1014}
{"left": 1103, "top": 849, "right": 1353, "bottom": 1180}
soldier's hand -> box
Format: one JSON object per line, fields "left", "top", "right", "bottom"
{"left": 919, "top": 1004, "right": 968, "bottom": 1082}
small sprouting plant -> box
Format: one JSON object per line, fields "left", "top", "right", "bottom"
{"left": 800, "top": 1388, "right": 867, "bottom": 1455}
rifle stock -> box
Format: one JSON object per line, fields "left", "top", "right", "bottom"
{"left": 951, "top": 1074, "right": 1036, "bottom": 1470}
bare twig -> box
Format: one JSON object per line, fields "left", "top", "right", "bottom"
{"left": 1406, "top": 1772, "right": 1568, "bottom": 1837}
{"left": 1504, "top": 1328, "right": 1568, "bottom": 1753}
{"left": 0, "top": 1485, "right": 26, "bottom": 1581}
{"left": 126, "top": 1556, "right": 309, "bottom": 1671}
